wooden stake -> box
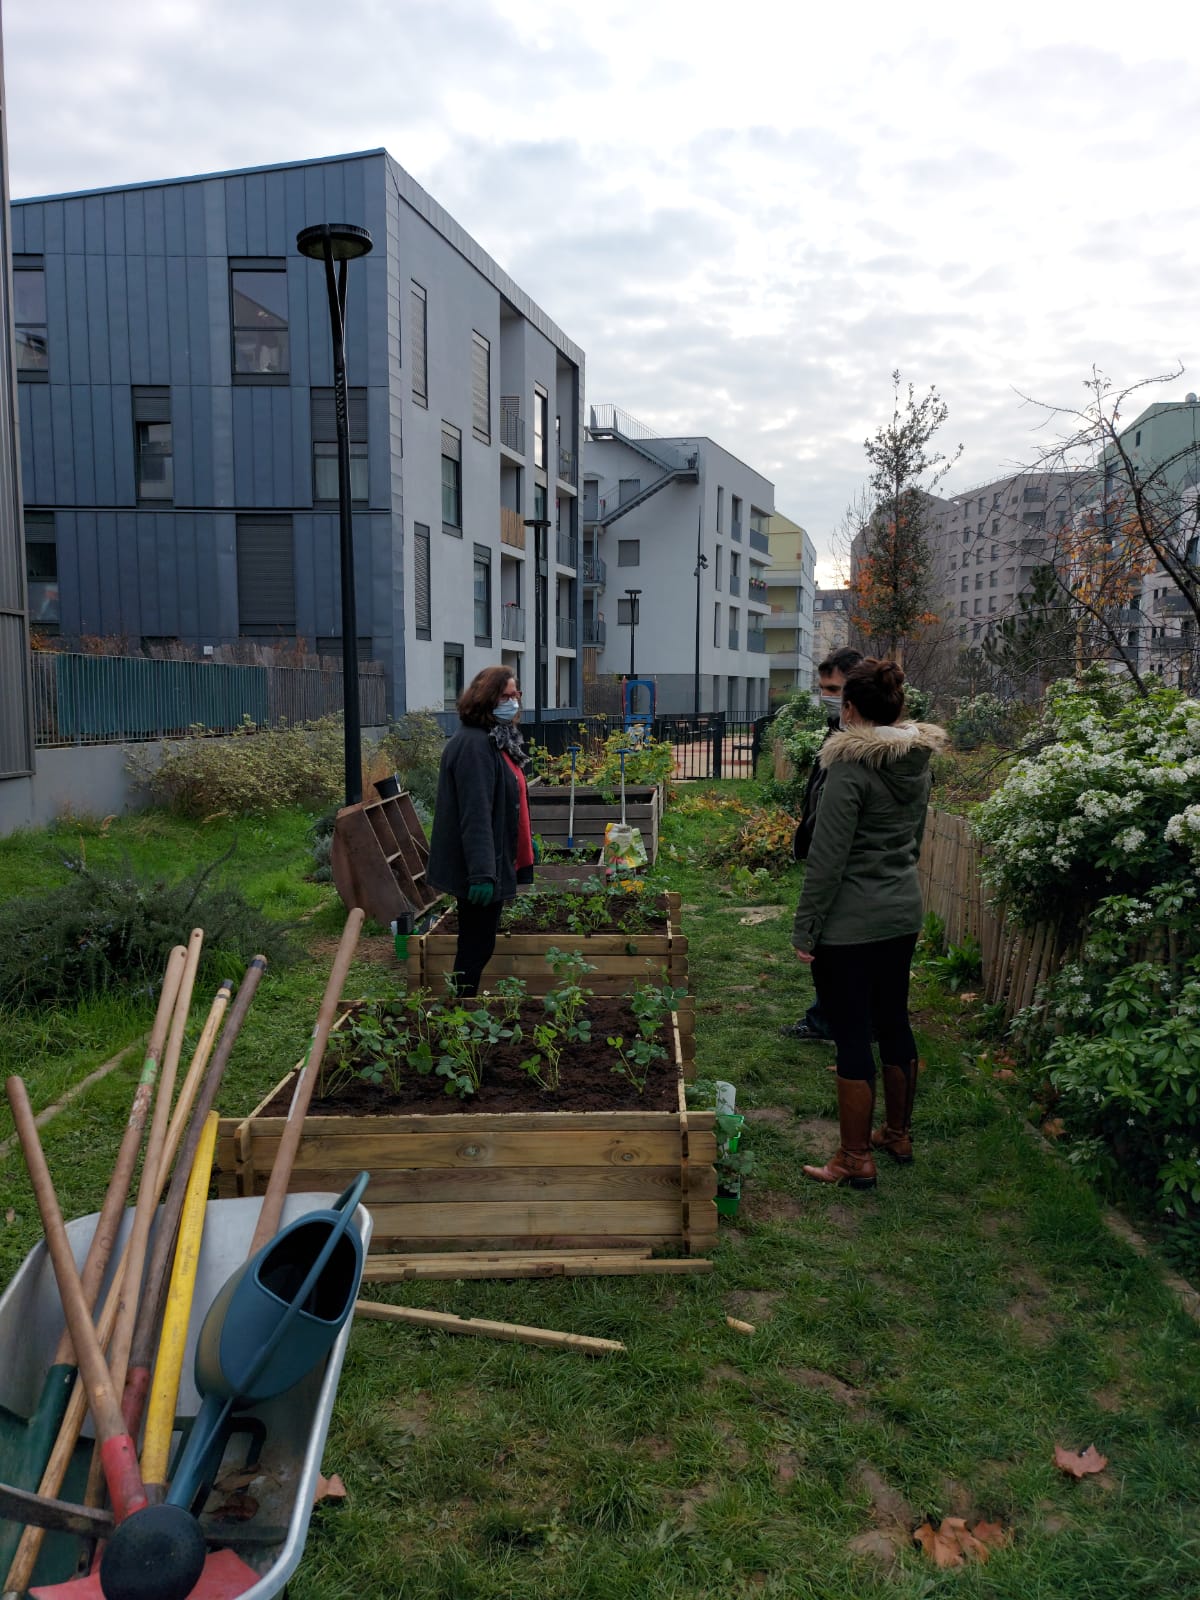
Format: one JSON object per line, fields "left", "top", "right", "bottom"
{"left": 354, "top": 1299, "right": 625, "bottom": 1355}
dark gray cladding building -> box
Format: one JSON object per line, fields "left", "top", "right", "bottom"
{"left": 12, "top": 149, "right": 586, "bottom": 716}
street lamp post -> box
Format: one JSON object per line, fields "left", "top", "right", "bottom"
{"left": 523, "top": 517, "right": 553, "bottom": 725}
{"left": 625, "top": 587, "right": 642, "bottom": 680}
{"left": 296, "top": 221, "right": 373, "bottom": 807}
{"left": 693, "top": 550, "right": 708, "bottom": 719}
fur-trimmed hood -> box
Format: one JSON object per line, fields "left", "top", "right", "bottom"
{"left": 819, "top": 720, "right": 947, "bottom": 770}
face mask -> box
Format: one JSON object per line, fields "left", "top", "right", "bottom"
{"left": 819, "top": 695, "right": 841, "bottom": 718}
{"left": 494, "top": 698, "right": 520, "bottom": 723}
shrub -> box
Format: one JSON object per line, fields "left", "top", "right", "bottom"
{"left": 130, "top": 718, "right": 347, "bottom": 818}
{"left": 705, "top": 807, "right": 796, "bottom": 874}
{"left": 0, "top": 850, "right": 296, "bottom": 1008}
{"left": 376, "top": 712, "right": 446, "bottom": 813}
{"left": 948, "top": 693, "right": 1015, "bottom": 751}
{"left": 903, "top": 682, "right": 934, "bottom": 722}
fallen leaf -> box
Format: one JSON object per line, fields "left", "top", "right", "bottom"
{"left": 210, "top": 1491, "right": 258, "bottom": 1522}
{"left": 959, "top": 991, "right": 979, "bottom": 1004}
{"left": 1054, "top": 1444, "right": 1108, "bottom": 1479}
{"left": 993, "top": 1068, "right": 1017, "bottom": 1082}
{"left": 913, "top": 1516, "right": 1001, "bottom": 1568}
{"left": 1041, "top": 1117, "right": 1065, "bottom": 1139}
{"left": 314, "top": 1472, "right": 348, "bottom": 1505}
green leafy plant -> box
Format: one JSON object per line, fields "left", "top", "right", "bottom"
{"left": 606, "top": 1034, "right": 665, "bottom": 1094}
{"left": 927, "top": 935, "right": 982, "bottom": 992}
{"left": 375, "top": 711, "right": 446, "bottom": 813}
{"left": 129, "top": 716, "right": 350, "bottom": 818}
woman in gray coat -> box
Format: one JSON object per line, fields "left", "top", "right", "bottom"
{"left": 791, "top": 658, "right": 946, "bottom": 1188}
{"left": 427, "top": 665, "right": 534, "bottom": 995}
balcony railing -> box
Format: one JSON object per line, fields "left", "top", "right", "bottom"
{"left": 770, "top": 650, "right": 804, "bottom": 669}
{"left": 582, "top": 617, "right": 606, "bottom": 647}
{"left": 584, "top": 553, "right": 607, "bottom": 586}
{"left": 501, "top": 603, "right": 526, "bottom": 642}
{"left": 500, "top": 507, "right": 526, "bottom": 549}
{"left": 556, "top": 615, "right": 577, "bottom": 649}
{"left": 500, "top": 398, "right": 525, "bottom": 454}
{"left": 730, "top": 518, "right": 743, "bottom": 543}
{"left": 748, "top": 577, "right": 769, "bottom": 601}
{"left": 747, "top": 631, "right": 766, "bottom": 654}
{"left": 767, "top": 611, "right": 803, "bottom": 629}
{"left": 728, "top": 628, "right": 740, "bottom": 651}
{"left": 556, "top": 531, "right": 578, "bottom": 569}
{"left": 749, "top": 526, "right": 770, "bottom": 554}
{"left": 557, "top": 447, "right": 577, "bottom": 484}
{"left": 728, "top": 574, "right": 741, "bottom": 597}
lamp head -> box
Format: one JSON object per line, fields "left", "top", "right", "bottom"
{"left": 296, "top": 223, "right": 374, "bottom": 261}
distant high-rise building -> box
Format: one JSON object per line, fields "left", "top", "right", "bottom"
{"left": 764, "top": 513, "right": 816, "bottom": 702}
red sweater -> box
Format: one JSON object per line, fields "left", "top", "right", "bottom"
{"left": 503, "top": 752, "right": 534, "bottom": 871}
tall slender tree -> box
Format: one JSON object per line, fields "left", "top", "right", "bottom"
{"left": 848, "top": 371, "right": 961, "bottom": 665}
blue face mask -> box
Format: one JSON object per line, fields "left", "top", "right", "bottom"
{"left": 494, "top": 698, "right": 520, "bottom": 723}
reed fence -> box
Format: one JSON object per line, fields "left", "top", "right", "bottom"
{"left": 917, "top": 808, "right": 1074, "bottom": 1024}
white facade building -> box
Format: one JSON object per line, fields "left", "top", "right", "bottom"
{"left": 581, "top": 407, "right": 774, "bottom": 716}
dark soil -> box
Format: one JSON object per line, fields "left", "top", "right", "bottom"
{"left": 438, "top": 891, "right": 670, "bottom": 937}
{"left": 269, "top": 999, "right": 680, "bottom": 1117}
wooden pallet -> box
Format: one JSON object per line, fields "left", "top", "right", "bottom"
{"left": 330, "top": 789, "right": 440, "bottom": 926}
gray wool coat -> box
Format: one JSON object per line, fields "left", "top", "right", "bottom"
{"left": 791, "top": 721, "right": 947, "bottom": 952}
{"left": 427, "top": 724, "right": 524, "bottom": 902}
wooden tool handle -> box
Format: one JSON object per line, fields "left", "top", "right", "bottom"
{"left": 249, "top": 909, "right": 363, "bottom": 1254}
{"left": 6, "top": 1079, "right": 129, "bottom": 1445}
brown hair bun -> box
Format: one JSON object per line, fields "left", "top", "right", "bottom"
{"left": 842, "top": 657, "right": 907, "bottom": 726}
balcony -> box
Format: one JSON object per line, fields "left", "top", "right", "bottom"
{"left": 500, "top": 398, "right": 525, "bottom": 454}
{"left": 748, "top": 577, "right": 769, "bottom": 603}
{"left": 500, "top": 507, "right": 526, "bottom": 549}
{"left": 582, "top": 617, "right": 606, "bottom": 647}
{"left": 768, "top": 611, "right": 803, "bottom": 629}
{"left": 501, "top": 603, "right": 526, "bottom": 642}
{"left": 749, "top": 526, "right": 770, "bottom": 555}
{"left": 730, "top": 518, "right": 742, "bottom": 543}
{"left": 557, "top": 446, "right": 577, "bottom": 485}
{"left": 770, "top": 650, "right": 803, "bottom": 668}
{"left": 1155, "top": 590, "right": 1193, "bottom": 616}
{"left": 584, "top": 553, "right": 607, "bottom": 587}
{"left": 747, "top": 631, "right": 766, "bottom": 654}
{"left": 556, "top": 531, "right": 579, "bottom": 569}
{"left": 728, "top": 628, "right": 740, "bottom": 651}
{"left": 556, "top": 615, "right": 577, "bottom": 649}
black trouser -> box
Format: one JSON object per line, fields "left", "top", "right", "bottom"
{"left": 451, "top": 898, "right": 504, "bottom": 996}
{"left": 811, "top": 933, "right": 919, "bottom": 1081}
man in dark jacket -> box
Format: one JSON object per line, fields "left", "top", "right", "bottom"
{"left": 780, "top": 647, "right": 862, "bottom": 1042}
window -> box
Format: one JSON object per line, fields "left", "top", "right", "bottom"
{"left": 991, "top": 543, "right": 999, "bottom": 559}
{"left": 473, "top": 544, "right": 492, "bottom": 643}
{"left": 534, "top": 386, "right": 548, "bottom": 469}
{"left": 230, "top": 262, "right": 288, "bottom": 376}
{"left": 713, "top": 601, "right": 721, "bottom": 647}
{"left": 237, "top": 516, "right": 295, "bottom": 636}
{"left": 617, "top": 539, "right": 640, "bottom": 567}
{"left": 731, "top": 494, "right": 742, "bottom": 534}
{"left": 411, "top": 283, "right": 428, "bottom": 405}
{"left": 14, "top": 259, "right": 47, "bottom": 375}
{"left": 959, "top": 600, "right": 967, "bottom": 617}
{"left": 974, "top": 574, "right": 982, "bottom": 590}
{"left": 714, "top": 545, "right": 723, "bottom": 590}
{"left": 441, "top": 423, "right": 462, "bottom": 532}
{"left": 988, "top": 596, "right": 996, "bottom": 613}
{"left": 716, "top": 486, "right": 724, "bottom": 532}
{"left": 1022, "top": 512, "right": 1045, "bottom": 529}
{"left": 443, "top": 644, "right": 464, "bottom": 711}
{"left": 618, "top": 478, "right": 641, "bottom": 505}
{"left": 471, "top": 332, "right": 490, "bottom": 443}
{"left": 1023, "top": 485, "right": 1047, "bottom": 502}
{"left": 24, "top": 511, "right": 58, "bottom": 628}
{"left": 1135, "top": 430, "right": 1142, "bottom": 446}
{"left": 950, "top": 556, "right": 957, "bottom": 572}
{"left": 414, "top": 523, "right": 431, "bottom": 640}
{"left": 961, "top": 576, "right": 968, "bottom": 592}
{"left": 973, "top": 598, "right": 982, "bottom": 614}
{"left": 133, "top": 388, "right": 173, "bottom": 502}
{"left": 617, "top": 597, "right": 637, "bottom": 625}
{"left": 311, "top": 389, "right": 368, "bottom": 504}
{"left": 989, "top": 570, "right": 997, "bottom": 588}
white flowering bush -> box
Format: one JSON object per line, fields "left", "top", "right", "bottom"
{"left": 981, "top": 674, "right": 1200, "bottom": 1255}
{"left": 974, "top": 672, "right": 1200, "bottom": 924}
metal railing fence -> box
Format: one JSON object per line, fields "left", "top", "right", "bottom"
{"left": 30, "top": 650, "right": 386, "bottom": 747}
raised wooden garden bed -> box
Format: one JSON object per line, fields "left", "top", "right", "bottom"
{"left": 405, "top": 890, "right": 689, "bottom": 1003}
{"left": 526, "top": 783, "right": 662, "bottom": 862}
{"left": 214, "top": 1015, "right": 715, "bottom": 1257}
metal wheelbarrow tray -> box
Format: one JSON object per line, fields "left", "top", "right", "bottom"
{"left": 0, "top": 1193, "right": 372, "bottom": 1598}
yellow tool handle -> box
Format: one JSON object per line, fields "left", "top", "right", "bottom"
{"left": 140, "top": 1111, "right": 219, "bottom": 1489}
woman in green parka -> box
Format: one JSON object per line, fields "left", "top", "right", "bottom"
{"left": 791, "top": 658, "right": 947, "bottom": 1189}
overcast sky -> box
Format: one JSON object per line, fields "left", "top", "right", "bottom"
{"left": 6, "top": 0, "right": 1200, "bottom": 582}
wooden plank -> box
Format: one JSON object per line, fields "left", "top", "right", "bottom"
{"left": 227, "top": 1128, "right": 692, "bottom": 1168}
{"left": 367, "top": 1228, "right": 695, "bottom": 1253}
{"left": 362, "top": 1255, "right": 714, "bottom": 1281}
{"left": 365, "top": 1247, "right": 654, "bottom": 1265}
{"left": 360, "top": 1199, "right": 684, "bottom": 1239}
{"left": 233, "top": 1164, "right": 717, "bottom": 1204}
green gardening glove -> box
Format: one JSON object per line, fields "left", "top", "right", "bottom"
{"left": 466, "top": 880, "right": 495, "bottom": 907}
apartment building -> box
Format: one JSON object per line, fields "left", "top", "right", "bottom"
{"left": 581, "top": 407, "right": 774, "bottom": 716}
{"left": 12, "top": 150, "right": 585, "bottom": 717}
{"left": 812, "top": 585, "right": 851, "bottom": 668}
{"left": 925, "top": 472, "right": 1079, "bottom": 646}
{"left": 764, "top": 512, "right": 816, "bottom": 703}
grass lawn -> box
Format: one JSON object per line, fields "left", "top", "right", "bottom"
{"left": 2, "top": 787, "right": 1199, "bottom": 1598}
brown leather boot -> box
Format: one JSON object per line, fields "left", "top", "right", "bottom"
{"left": 871, "top": 1060, "right": 917, "bottom": 1163}
{"left": 803, "top": 1077, "right": 877, "bottom": 1189}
